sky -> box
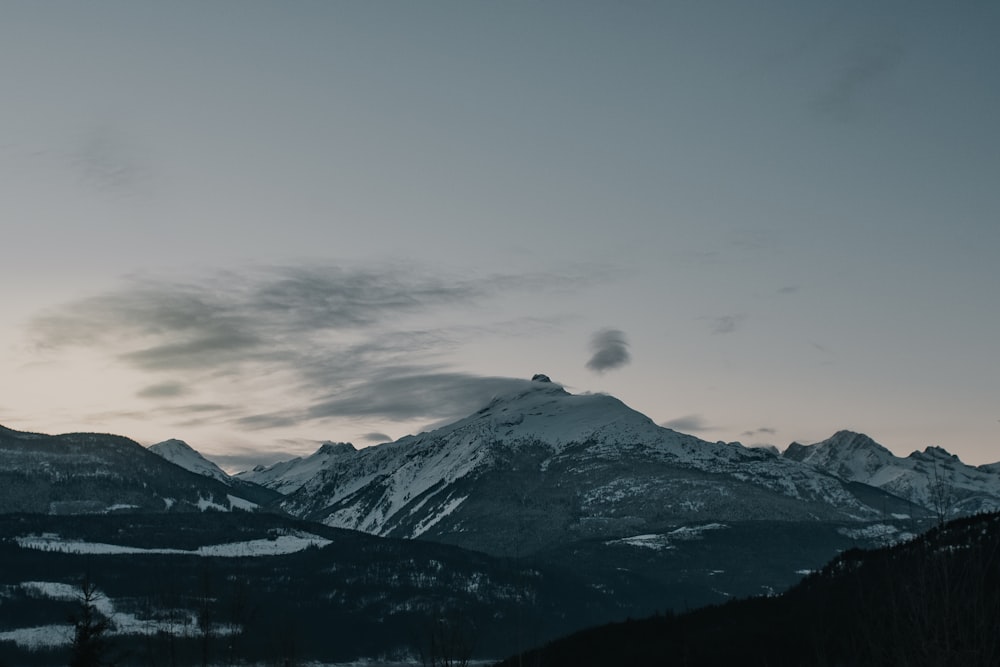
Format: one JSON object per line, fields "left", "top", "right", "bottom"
{"left": 2, "top": 1, "right": 998, "bottom": 471}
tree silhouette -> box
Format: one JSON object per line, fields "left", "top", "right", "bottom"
{"left": 69, "top": 576, "right": 114, "bottom": 667}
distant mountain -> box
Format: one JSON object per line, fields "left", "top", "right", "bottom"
{"left": 497, "top": 511, "right": 1000, "bottom": 667}
{"left": 148, "top": 438, "right": 282, "bottom": 507}
{"left": 149, "top": 439, "right": 230, "bottom": 482}
{"left": 0, "top": 425, "right": 268, "bottom": 514}
{"left": 242, "top": 377, "right": 915, "bottom": 556}
{"left": 233, "top": 441, "right": 358, "bottom": 495}
{"left": 784, "top": 430, "right": 1000, "bottom": 517}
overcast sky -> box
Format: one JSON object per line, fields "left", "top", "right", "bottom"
{"left": 2, "top": 1, "right": 998, "bottom": 470}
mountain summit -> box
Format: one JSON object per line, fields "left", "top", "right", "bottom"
{"left": 149, "top": 439, "right": 231, "bottom": 483}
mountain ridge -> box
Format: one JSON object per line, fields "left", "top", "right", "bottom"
{"left": 782, "top": 429, "right": 1000, "bottom": 516}
{"left": 237, "top": 378, "right": 938, "bottom": 555}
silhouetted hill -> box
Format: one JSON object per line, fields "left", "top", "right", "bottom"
{"left": 496, "top": 512, "right": 1000, "bottom": 667}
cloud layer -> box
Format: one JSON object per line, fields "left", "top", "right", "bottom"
{"left": 28, "top": 263, "right": 587, "bottom": 435}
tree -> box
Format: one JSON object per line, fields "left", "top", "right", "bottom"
{"left": 929, "top": 459, "right": 954, "bottom": 526}
{"left": 418, "top": 609, "right": 476, "bottom": 667}
{"left": 69, "top": 576, "right": 114, "bottom": 667}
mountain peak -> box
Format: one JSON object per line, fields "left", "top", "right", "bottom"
{"left": 317, "top": 441, "right": 357, "bottom": 456}
{"left": 827, "top": 430, "right": 882, "bottom": 448}
{"left": 149, "top": 438, "right": 230, "bottom": 482}
{"left": 781, "top": 431, "right": 896, "bottom": 480}
{"left": 531, "top": 373, "right": 553, "bottom": 383}
{"left": 908, "top": 445, "right": 959, "bottom": 462}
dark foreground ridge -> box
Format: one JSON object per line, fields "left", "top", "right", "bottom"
{"left": 496, "top": 512, "right": 1000, "bottom": 667}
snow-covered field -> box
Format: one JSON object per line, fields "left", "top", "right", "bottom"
{"left": 0, "top": 580, "right": 241, "bottom": 650}
{"left": 13, "top": 530, "right": 331, "bottom": 557}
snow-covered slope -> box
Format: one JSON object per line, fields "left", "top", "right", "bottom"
{"left": 234, "top": 441, "right": 357, "bottom": 495}
{"left": 149, "top": 439, "right": 230, "bottom": 483}
{"left": 253, "top": 376, "right": 911, "bottom": 555}
{"left": 784, "top": 430, "right": 1000, "bottom": 517}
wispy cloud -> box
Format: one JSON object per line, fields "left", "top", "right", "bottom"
{"left": 585, "top": 328, "right": 631, "bottom": 373}
{"left": 305, "top": 372, "right": 537, "bottom": 423}
{"left": 813, "top": 35, "right": 904, "bottom": 121}
{"left": 72, "top": 125, "right": 151, "bottom": 198}
{"left": 28, "top": 263, "right": 593, "bottom": 434}
{"left": 704, "top": 314, "right": 746, "bottom": 335}
{"left": 661, "top": 414, "right": 717, "bottom": 433}
{"left": 136, "top": 381, "right": 188, "bottom": 399}
{"left": 742, "top": 427, "right": 777, "bottom": 438}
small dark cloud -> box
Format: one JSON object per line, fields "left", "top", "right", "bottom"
{"left": 136, "top": 381, "right": 188, "bottom": 399}
{"left": 662, "top": 415, "right": 716, "bottom": 433}
{"left": 705, "top": 314, "right": 746, "bottom": 335}
{"left": 778, "top": 286, "right": 799, "bottom": 295}
{"left": 361, "top": 432, "right": 392, "bottom": 443}
{"left": 742, "top": 427, "right": 777, "bottom": 437}
{"left": 586, "top": 329, "right": 631, "bottom": 373}
{"left": 235, "top": 413, "right": 305, "bottom": 431}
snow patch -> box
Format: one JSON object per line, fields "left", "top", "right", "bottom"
{"left": 14, "top": 531, "right": 331, "bottom": 557}
{"left": 412, "top": 495, "right": 468, "bottom": 538}
{"left": 606, "top": 524, "right": 729, "bottom": 550}
{"left": 105, "top": 504, "right": 140, "bottom": 512}
{"left": 226, "top": 494, "right": 258, "bottom": 511}
{"left": 0, "top": 624, "right": 74, "bottom": 649}
{"left": 837, "top": 523, "right": 916, "bottom": 546}
{"left": 608, "top": 534, "right": 675, "bottom": 551}
{"left": 196, "top": 494, "right": 228, "bottom": 512}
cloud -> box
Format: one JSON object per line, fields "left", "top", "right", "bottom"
{"left": 136, "top": 381, "right": 188, "bottom": 399}
{"left": 813, "top": 36, "right": 904, "bottom": 121}
{"left": 361, "top": 432, "right": 392, "bottom": 443}
{"left": 704, "top": 314, "right": 746, "bottom": 335}
{"left": 662, "top": 414, "right": 716, "bottom": 433}
{"left": 729, "top": 229, "right": 780, "bottom": 251}
{"left": 305, "top": 372, "right": 537, "bottom": 423}
{"left": 72, "top": 125, "right": 151, "bottom": 197}
{"left": 742, "top": 427, "right": 777, "bottom": 437}
{"left": 27, "top": 263, "right": 593, "bottom": 434}
{"left": 585, "top": 329, "right": 631, "bottom": 372}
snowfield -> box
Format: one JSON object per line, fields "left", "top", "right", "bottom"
{"left": 13, "top": 530, "right": 331, "bottom": 557}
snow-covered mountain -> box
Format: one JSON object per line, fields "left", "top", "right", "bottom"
{"left": 240, "top": 376, "right": 917, "bottom": 555}
{"left": 233, "top": 441, "right": 357, "bottom": 495}
{"left": 0, "top": 425, "right": 266, "bottom": 514}
{"left": 784, "top": 430, "right": 1000, "bottom": 517}
{"left": 149, "top": 439, "right": 230, "bottom": 482}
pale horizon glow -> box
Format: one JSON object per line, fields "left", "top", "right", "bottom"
{"left": 1, "top": 2, "right": 998, "bottom": 470}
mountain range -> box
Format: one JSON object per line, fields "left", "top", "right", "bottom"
{"left": 2, "top": 374, "right": 998, "bottom": 664}
{"left": 230, "top": 376, "right": 1000, "bottom": 556}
